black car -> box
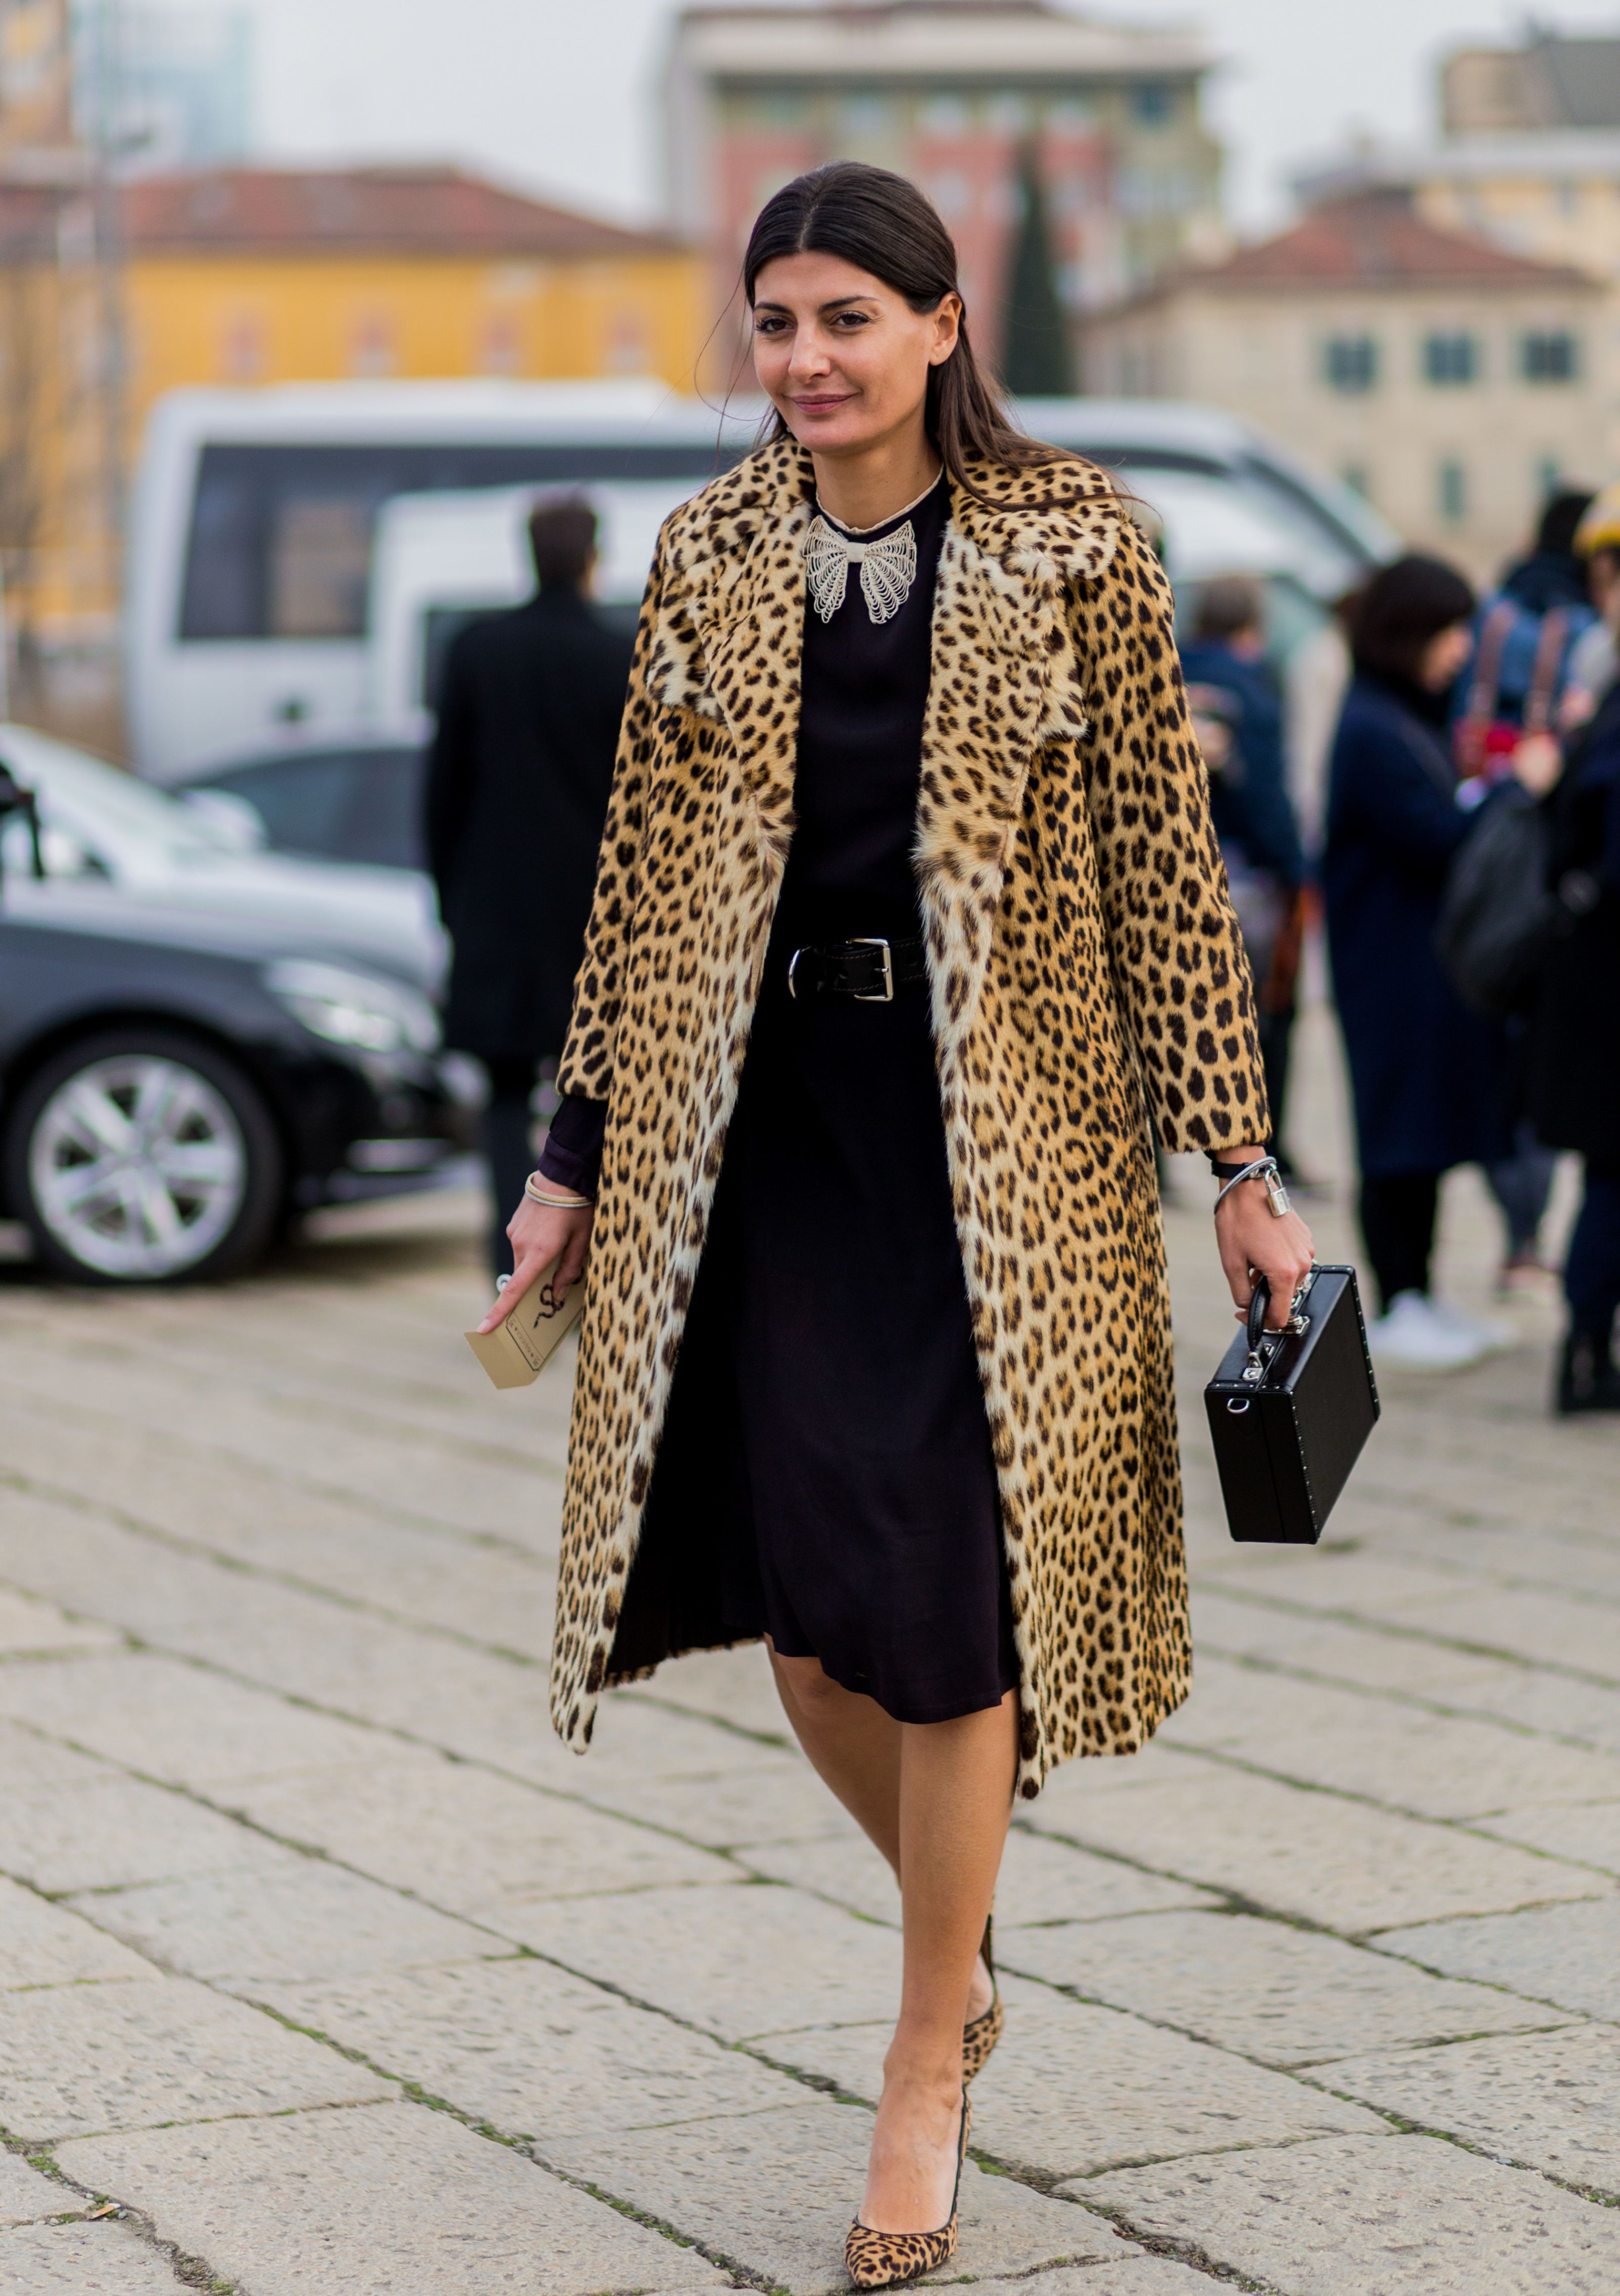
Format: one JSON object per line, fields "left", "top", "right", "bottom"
{"left": 179, "top": 739, "right": 428, "bottom": 872}
{"left": 0, "top": 898, "right": 478, "bottom": 1284}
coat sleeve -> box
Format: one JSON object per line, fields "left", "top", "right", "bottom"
{"left": 1327, "top": 711, "right": 1472, "bottom": 880}
{"left": 1071, "top": 518, "right": 1271, "bottom": 1156}
{"left": 554, "top": 543, "right": 665, "bottom": 1101}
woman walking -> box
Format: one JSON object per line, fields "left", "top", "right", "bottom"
{"left": 481, "top": 163, "right": 1312, "bottom": 2288}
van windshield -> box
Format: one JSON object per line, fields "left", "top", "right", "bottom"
{"left": 179, "top": 438, "right": 746, "bottom": 643}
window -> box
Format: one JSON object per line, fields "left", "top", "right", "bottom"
{"left": 1423, "top": 331, "right": 1477, "bottom": 385}
{"left": 919, "top": 96, "right": 969, "bottom": 137}
{"left": 1131, "top": 83, "right": 1173, "bottom": 126}
{"left": 1522, "top": 330, "right": 1578, "bottom": 382}
{"left": 1438, "top": 459, "right": 1468, "bottom": 522}
{"left": 1537, "top": 455, "right": 1563, "bottom": 499}
{"left": 1323, "top": 335, "right": 1378, "bottom": 393}
{"left": 1341, "top": 464, "right": 1370, "bottom": 499}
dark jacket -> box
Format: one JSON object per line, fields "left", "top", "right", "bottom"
{"left": 1529, "top": 682, "right": 1620, "bottom": 1159}
{"left": 425, "top": 587, "right": 632, "bottom": 1063}
{"left": 1323, "top": 674, "right": 1506, "bottom": 1177}
{"left": 1179, "top": 639, "right": 1304, "bottom": 888}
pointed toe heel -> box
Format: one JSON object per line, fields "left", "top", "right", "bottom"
{"left": 845, "top": 2090, "right": 970, "bottom": 2290}
{"left": 962, "top": 1915, "right": 1002, "bottom": 2083}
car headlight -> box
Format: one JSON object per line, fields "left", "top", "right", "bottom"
{"left": 265, "top": 959, "right": 440, "bottom": 1055}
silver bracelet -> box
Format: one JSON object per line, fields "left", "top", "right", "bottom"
{"left": 524, "top": 1173, "right": 593, "bottom": 1210}
{"left": 1212, "top": 1156, "right": 1290, "bottom": 1219}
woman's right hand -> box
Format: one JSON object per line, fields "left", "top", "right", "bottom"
{"left": 478, "top": 1198, "right": 594, "bottom": 1332}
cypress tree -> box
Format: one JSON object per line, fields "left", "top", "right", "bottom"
{"left": 1001, "top": 146, "right": 1074, "bottom": 396}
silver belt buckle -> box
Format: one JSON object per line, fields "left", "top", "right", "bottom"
{"left": 850, "top": 936, "right": 893, "bottom": 1002}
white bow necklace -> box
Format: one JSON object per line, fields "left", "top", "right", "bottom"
{"left": 803, "top": 474, "right": 941, "bottom": 627}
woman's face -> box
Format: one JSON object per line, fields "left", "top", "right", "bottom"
{"left": 1418, "top": 620, "right": 1473, "bottom": 692}
{"left": 750, "top": 251, "right": 960, "bottom": 462}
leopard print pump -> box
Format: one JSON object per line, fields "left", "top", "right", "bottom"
{"left": 844, "top": 2088, "right": 970, "bottom": 2290}
{"left": 961, "top": 1915, "right": 1002, "bottom": 2082}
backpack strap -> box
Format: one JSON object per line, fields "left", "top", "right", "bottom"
{"left": 1523, "top": 607, "right": 1568, "bottom": 735}
{"left": 1456, "top": 601, "right": 1517, "bottom": 771}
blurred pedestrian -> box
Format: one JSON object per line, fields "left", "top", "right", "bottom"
{"left": 480, "top": 160, "right": 1311, "bottom": 2286}
{"left": 1324, "top": 556, "right": 1548, "bottom": 1370}
{"left": 1563, "top": 484, "right": 1620, "bottom": 727}
{"left": 1454, "top": 491, "right": 1595, "bottom": 1290}
{"left": 1528, "top": 509, "right": 1620, "bottom": 1412}
{"left": 1182, "top": 575, "right": 1308, "bottom": 1174}
{"left": 425, "top": 497, "right": 631, "bottom": 1279}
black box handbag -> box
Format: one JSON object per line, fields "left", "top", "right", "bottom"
{"left": 1204, "top": 1265, "right": 1380, "bottom": 1544}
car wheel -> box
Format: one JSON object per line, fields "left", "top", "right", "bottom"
{"left": 5, "top": 1029, "right": 282, "bottom": 1284}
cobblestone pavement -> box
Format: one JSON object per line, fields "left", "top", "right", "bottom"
{"left": 1, "top": 1008, "right": 1617, "bottom": 2294}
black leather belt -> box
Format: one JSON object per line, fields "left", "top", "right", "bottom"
{"left": 786, "top": 934, "right": 926, "bottom": 1003}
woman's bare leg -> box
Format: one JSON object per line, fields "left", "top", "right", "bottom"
{"left": 768, "top": 1644, "right": 903, "bottom": 1871}
{"left": 862, "top": 1690, "right": 1018, "bottom": 2231}
{"left": 768, "top": 1649, "right": 1017, "bottom": 2230}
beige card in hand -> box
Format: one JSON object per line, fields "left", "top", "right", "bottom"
{"left": 464, "top": 1259, "right": 585, "bottom": 1388}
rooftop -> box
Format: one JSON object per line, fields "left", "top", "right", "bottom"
{"left": 1151, "top": 191, "right": 1597, "bottom": 298}
{"left": 118, "top": 167, "right": 684, "bottom": 258}
{"left": 668, "top": 2, "right": 1212, "bottom": 80}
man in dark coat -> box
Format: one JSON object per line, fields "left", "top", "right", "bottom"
{"left": 425, "top": 496, "right": 632, "bottom": 1276}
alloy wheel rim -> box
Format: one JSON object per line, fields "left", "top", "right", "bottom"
{"left": 28, "top": 1054, "right": 248, "bottom": 1278}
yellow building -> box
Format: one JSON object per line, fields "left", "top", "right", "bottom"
{"left": 0, "top": 164, "right": 706, "bottom": 732}
{"left": 122, "top": 165, "right": 708, "bottom": 426}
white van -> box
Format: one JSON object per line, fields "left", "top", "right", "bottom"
{"left": 131, "top": 378, "right": 1398, "bottom": 782}
{"left": 126, "top": 378, "right": 760, "bottom": 782}
{"left": 362, "top": 399, "right": 1397, "bottom": 728}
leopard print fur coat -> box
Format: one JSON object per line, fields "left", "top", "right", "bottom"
{"left": 550, "top": 436, "right": 1268, "bottom": 1798}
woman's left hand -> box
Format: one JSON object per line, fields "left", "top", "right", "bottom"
{"left": 1213, "top": 1161, "right": 1315, "bottom": 1330}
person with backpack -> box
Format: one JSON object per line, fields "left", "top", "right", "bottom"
{"left": 1454, "top": 491, "right": 1595, "bottom": 1293}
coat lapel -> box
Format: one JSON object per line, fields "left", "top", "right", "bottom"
{"left": 916, "top": 461, "right": 1124, "bottom": 1055}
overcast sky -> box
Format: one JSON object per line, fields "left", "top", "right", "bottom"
{"left": 240, "top": 2, "right": 1620, "bottom": 232}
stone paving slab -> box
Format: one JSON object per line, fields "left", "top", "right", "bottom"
{"left": 620, "top": 1650, "right": 798, "bottom": 1743}
{"left": 506, "top": 1880, "right": 903, "bottom": 2040}
{"left": 959, "top": 2269, "right": 1221, "bottom": 2295}
{"left": 0, "top": 1724, "right": 113, "bottom": 1793}
{"left": 1377, "top": 1898, "right": 1620, "bottom": 2020}
{"left": 1477, "top": 1799, "right": 1620, "bottom": 1876}
{"left": 1187, "top": 1594, "right": 1517, "bottom": 1697}
{"left": 258, "top": 1955, "right": 812, "bottom": 2142}
{"left": 766, "top": 1976, "right": 1381, "bottom": 2179}
{"left": 579, "top": 1754, "right": 865, "bottom": 1850}
{"left": 0, "top": 1590, "right": 120, "bottom": 1659}
{"left": 1021, "top": 1765, "right": 1611, "bottom": 1932}
{"left": 67, "top": 1861, "right": 499, "bottom": 1988}
{"left": 743, "top": 1825, "right": 1219, "bottom": 1931}
{"left": 0, "top": 1777, "right": 289, "bottom": 1898}
{"left": 212, "top": 1750, "right": 737, "bottom": 1910}
{"left": 546, "top": 2094, "right": 1120, "bottom": 2295}
{"left": 1328, "top": 2025, "right": 1620, "bottom": 2194}
{"left": 1380, "top": 1588, "right": 1620, "bottom": 1683}
{"left": 1158, "top": 1655, "right": 1620, "bottom": 1818}
{"left": 0, "top": 1654, "right": 389, "bottom": 1787}
{"left": 57, "top": 2099, "right": 728, "bottom": 2295}
{"left": 0, "top": 2221, "right": 191, "bottom": 2292}
{"left": 1002, "top": 1908, "right": 1568, "bottom": 2065}
{"left": 0, "top": 1976, "right": 394, "bottom": 2142}
{"left": 0, "top": 1879, "right": 153, "bottom": 1992}
{"left": 0, "top": 2157, "right": 75, "bottom": 2227}
{"left": 1084, "top": 2130, "right": 1620, "bottom": 2293}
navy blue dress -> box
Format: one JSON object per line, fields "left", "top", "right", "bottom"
{"left": 545, "top": 477, "right": 1018, "bottom": 1724}
{"left": 1323, "top": 674, "right": 1506, "bottom": 1178}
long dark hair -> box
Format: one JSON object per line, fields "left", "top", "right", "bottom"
{"left": 741, "top": 161, "right": 1067, "bottom": 497}
{"left": 1351, "top": 555, "right": 1475, "bottom": 687}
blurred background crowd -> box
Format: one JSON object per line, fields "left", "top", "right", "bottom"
{"left": 0, "top": 1, "right": 1615, "bottom": 1420}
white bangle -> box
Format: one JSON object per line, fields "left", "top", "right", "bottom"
{"left": 524, "top": 1173, "right": 592, "bottom": 1209}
